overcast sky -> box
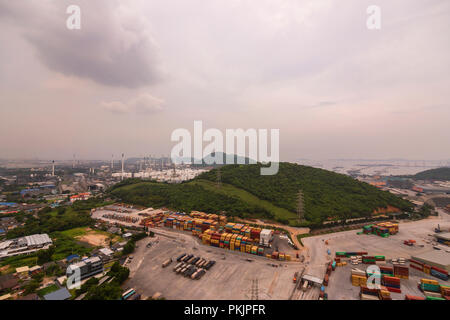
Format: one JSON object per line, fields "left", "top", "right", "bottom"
{"left": 0, "top": 0, "right": 449, "bottom": 161}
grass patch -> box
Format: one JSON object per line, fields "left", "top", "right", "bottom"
{"left": 60, "top": 227, "right": 90, "bottom": 238}
{"left": 0, "top": 254, "right": 39, "bottom": 273}
{"left": 50, "top": 232, "right": 94, "bottom": 261}
{"left": 37, "top": 284, "right": 59, "bottom": 297}
{"left": 188, "top": 180, "right": 298, "bottom": 223}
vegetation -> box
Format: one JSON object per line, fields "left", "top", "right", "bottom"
{"left": 110, "top": 181, "right": 273, "bottom": 220}
{"left": 122, "top": 232, "right": 147, "bottom": 255}
{"left": 37, "top": 283, "right": 59, "bottom": 298}
{"left": 197, "top": 163, "right": 412, "bottom": 224}
{"left": 409, "top": 167, "right": 450, "bottom": 181}
{"left": 83, "top": 262, "right": 130, "bottom": 300}
{"left": 417, "top": 203, "right": 435, "bottom": 218}
{"left": 36, "top": 245, "right": 55, "bottom": 265}
{"left": 110, "top": 163, "right": 412, "bottom": 227}
{"left": 6, "top": 197, "right": 111, "bottom": 239}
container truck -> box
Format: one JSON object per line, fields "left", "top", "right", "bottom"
{"left": 176, "top": 253, "right": 187, "bottom": 262}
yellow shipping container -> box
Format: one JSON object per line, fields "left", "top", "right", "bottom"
{"left": 421, "top": 278, "right": 439, "bottom": 285}
{"left": 285, "top": 255, "right": 291, "bottom": 261}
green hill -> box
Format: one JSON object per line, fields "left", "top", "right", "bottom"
{"left": 410, "top": 167, "right": 450, "bottom": 181}
{"left": 109, "top": 163, "right": 412, "bottom": 227}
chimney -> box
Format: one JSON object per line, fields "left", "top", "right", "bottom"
{"left": 121, "top": 153, "right": 125, "bottom": 180}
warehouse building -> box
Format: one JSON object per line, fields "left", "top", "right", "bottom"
{"left": 411, "top": 250, "right": 450, "bottom": 272}
{"left": 0, "top": 234, "right": 53, "bottom": 260}
{"left": 435, "top": 232, "right": 450, "bottom": 246}
{"left": 66, "top": 256, "right": 103, "bottom": 281}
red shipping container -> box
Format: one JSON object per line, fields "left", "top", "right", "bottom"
{"left": 410, "top": 265, "right": 423, "bottom": 271}
{"left": 383, "top": 276, "right": 400, "bottom": 283}
{"left": 410, "top": 259, "right": 424, "bottom": 266}
{"left": 405, "top": 295, "right": 425, "bottom": 300}
{"left": 386, "top": 287, "right": 401, "bottom": 293}
{"left": 431, "top": 266, "right": 449, "bottom": 276}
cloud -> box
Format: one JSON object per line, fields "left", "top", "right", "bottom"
{"left": 0, "top": 0, "right": 163, "bottom": 88}
{"left": 101, "top": 94, "right": 165, "bottom": 114}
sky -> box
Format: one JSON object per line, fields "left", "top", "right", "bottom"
{"left": 0, "top": 0, "right": 449, "bottom": 162}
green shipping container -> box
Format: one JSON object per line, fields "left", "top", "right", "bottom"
{"left": 426, "top": 296, "right": 445, "bottom": 300}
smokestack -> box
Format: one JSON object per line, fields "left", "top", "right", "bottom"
{"left": 111, "top": 154, "right": 114, "bottom": 170}
{"left": 73, "top": 154, "right": 75, "bottom": 169}
{"left": 121, "top": 153, "right": 125, "bottom": 180}
{"left": 52, "top": 160, "right": 55, "bottom": 176}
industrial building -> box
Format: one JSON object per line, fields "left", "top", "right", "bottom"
{"left": 411, "top": 250, "right": 450, "bottom": 272}
{"left": 434, "top": 232, "right": 450, "bottom": 246}
{"left": 66, "top": 256, "right": 104, "bottom": 280}
{"left": 259, "top": 229, "right": 274, "bottom": 247}
{"left": 0, "top": 234, "right": 53, "bottom": 260}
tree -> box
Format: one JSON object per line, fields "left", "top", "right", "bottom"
{"left": 37, "top": 245, "right": 55, "bottom": 264}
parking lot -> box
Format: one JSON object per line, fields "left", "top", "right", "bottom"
{"left": 124, "top": 228, "right": 304, "bottom": 300}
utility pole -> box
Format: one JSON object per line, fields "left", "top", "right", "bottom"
{"left": 121, "top": 153, "right": 125, "bottom": 181}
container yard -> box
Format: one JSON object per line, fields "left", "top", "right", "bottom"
{"left": 91, "top": 204, "right": 144, "bottom": 227}
{"left": 161, "top": 213, "right": 293, "bottom": 261}
{"left": 302, "top": 211, "right": 450, "bottom": 299}
{"left": 124, "top": 227, "right": 303, "bottom": 300}
{"left": 323, "top": 252, "right": 450, "bottom": 300}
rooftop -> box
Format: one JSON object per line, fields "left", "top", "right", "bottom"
{"left": 435, "top": 232, "right": 450, "bottom": 241}
{"left": 412, "top": 250, "right": 450, "bottom": 269}
{"left": 43, "top": 287, "right": 71, "bottom": 301}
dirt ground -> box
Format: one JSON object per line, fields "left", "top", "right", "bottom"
{"left": 76, "top": 232, "right": 111, "bottom": 247}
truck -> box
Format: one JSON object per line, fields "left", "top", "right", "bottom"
{"left": 302, "top": 280, "right": 308, "bottom": 292}
{"left": 192, "top": 269, "right": 206, "bottom": 280}
{"left": 176, "top": 253, "right": 187, "bottom": 262}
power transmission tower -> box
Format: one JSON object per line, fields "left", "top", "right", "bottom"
{"left": 297, "top": 190, "right": 304, "bottom": 222}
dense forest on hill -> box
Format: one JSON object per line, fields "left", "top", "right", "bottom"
{"left": 410, "top": 167, "right": 450, "bottom": 181}
{"left": 109, "top": 163, "right": 413, "bottom": 226}
{"left": 197, "top": 163, "right": 413, "bottom": 224}
{"left": 109, "top": 182, "right": 273, "bottom": 220}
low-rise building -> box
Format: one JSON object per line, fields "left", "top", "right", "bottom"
{"left": 66, "top": 256, "right": 103, "bottom": 281}
{"left": 70, "top": 192, "right": 91, "bottom": 203}
{"left": 435, "top": 232, "right": 450, "bottom": 246}
{"left": 98, "top": 247, "right": 114, "bottom": 260}
{"left": 0, "top": 234, "right": 53, "bottom": 260}
{"left": 43, "top": 287, "right": 72, "bottom": 301}
{"left": 0, "top": 274, "right": 19, "bottom": 293}
{"left": 259, "top": 229, "right": 274, "bottom": 247}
